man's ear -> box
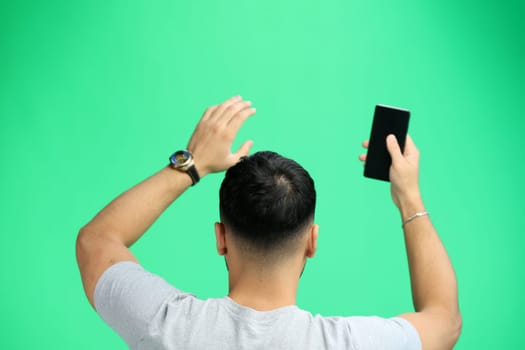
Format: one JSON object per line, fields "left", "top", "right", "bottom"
{"left": 214, "top": 222, "right": 227, "bottom": 256}
{"left": 305, "top": 224, "right": 319, "bottom": 258}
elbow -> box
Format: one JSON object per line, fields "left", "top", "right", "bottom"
{"left": 424, "top": 307, "right": 463, "bottom": 348}
{"left": 76, "top": 225, "right": 98, "bottom": 263}
{"left": 442, "top": 309, "right": 462, "bottom": 348}
{"left": 451, "top": 311, "right": 463, "bottom": 345}
{"left": 76, "top": 224, "right": 105, "bottom": 246}
{"left": 76, "top": 225, "right": 92, "bottom": 246}
{"left": 76, "top": 227, "right": 89, "bottom": 263}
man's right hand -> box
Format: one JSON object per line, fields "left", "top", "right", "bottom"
{"left": 385, "top": 134, "right": 424, "bottom": 218}
{"left": 359, "top": 134, "right": 424, "bottom": 219}
{"left": 360, "top": 134, "right": 462, "bottom": 350}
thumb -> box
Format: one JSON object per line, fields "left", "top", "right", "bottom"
{"left": 386, "top": 134, "right": 403, "bottom": 162}
{"left": 234, "top": 140, "right": 253, "bottom": 159}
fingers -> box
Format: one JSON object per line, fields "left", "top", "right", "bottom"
{"left": 197, "top": 96, "right": 256, "bottom": 145}
{"left": 403, "top": 134, "right": 420, "bottom": 157}
{"left": 386, "top": 134, "right": 403, "bottom": 162}
{"left": 234, "top": 140, "right": 254, "bottom": 159}
{"left": 200, "top": 105, "right": 218, "bottom": 122}
{"left": 359, "top": 141, "right": 369, "bottom": 166}
{"left": 359, "top": 136, "right": 415, "bottom": 167}
{"left": 206, "top": 96, "right": 255, "bottom": 128}
{"left": 222, "top": 100, "right": 252, "bottom": 125}
{"left": 227, "top": 106, "right": 256, "bottom": 135}
{"left": 213, "top": 96, "right": 256, "bottom": 137}
{"left": 188, "top": 95, "right": 256, "bottom": 175}
{"left": 358, "top": 154, "right": 367, "bottom": 167}
{"left": 207, "top": 95, "right": 243, "bottom": 122}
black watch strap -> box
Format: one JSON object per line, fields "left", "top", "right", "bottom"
{"left": 186, "top": 165, "right": 200, "bottom": 186}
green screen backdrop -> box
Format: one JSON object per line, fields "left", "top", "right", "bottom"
{"left": 1, "top": 1, "right": 524, "bottom": 349}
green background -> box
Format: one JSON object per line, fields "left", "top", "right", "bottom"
{"left": 1, "top": 0, "right": 523, "bottom": 348}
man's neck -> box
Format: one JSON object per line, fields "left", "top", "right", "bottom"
{"left": 227, "top": 264, "right": 302, "bottom": 311}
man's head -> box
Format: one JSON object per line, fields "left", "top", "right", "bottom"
{"left": 216, "top": 151, "right": 317, "bottom": 270}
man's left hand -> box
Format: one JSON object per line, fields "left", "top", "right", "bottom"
{"left": 187, "top": 95, "right": 256, "bottom": 177}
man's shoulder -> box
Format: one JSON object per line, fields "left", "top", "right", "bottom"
{"left": 94, "top": 263, "right": 420, "bottom": 350}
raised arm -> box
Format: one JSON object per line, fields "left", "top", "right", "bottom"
{"left": 360, "top": 135, "right": 462, "bottom": 350}
{"left": 76, "top": 95, "right": 255, "bottom": 307}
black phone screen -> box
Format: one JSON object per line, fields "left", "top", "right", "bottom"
{"left": 364, "top": 105, "right": 410, "bottom": 181}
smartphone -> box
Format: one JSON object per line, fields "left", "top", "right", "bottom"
{"left": 364, "top": 105, "right": 410, "bottom": 181}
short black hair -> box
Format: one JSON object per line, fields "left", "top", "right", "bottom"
{"left": 219, "top": 151, "right": 316, "bottom": 255}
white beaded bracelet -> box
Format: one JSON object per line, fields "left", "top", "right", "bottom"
{"left": 402, "top": 211, "right": 429, "bottom": 227}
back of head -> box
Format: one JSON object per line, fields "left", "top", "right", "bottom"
{"left": 219, "top": 151, "right": 316, "bottom": 259}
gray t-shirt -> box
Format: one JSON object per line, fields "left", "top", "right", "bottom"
{"left": 94, "top": 262, "right": 421, "bottom": 350}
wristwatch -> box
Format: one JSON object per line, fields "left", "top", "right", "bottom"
{"left": 169, "top": 150, "right": 200, "bottom": 186}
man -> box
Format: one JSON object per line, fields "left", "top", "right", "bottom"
{"left": 76, "top": 95, "right": 462, "bottom": 349}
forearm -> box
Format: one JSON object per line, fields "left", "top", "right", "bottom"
{"left": 76, "top": 96, "right": 255, "bottom": 308}
{"left": 399, "top": 196, "right": 460, "bottom": 317}
{"left": 80, "top": 166, "right": 193, "bottom": 246}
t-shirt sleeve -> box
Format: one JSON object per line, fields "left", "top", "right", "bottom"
{"left": 346, "top": 316, "right": 422, "bottom": 350}
{"left": 93, "top": 261, "right": 190, "bottom": 347}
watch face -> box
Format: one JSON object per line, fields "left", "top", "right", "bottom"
{"left": 170, "top": 150, "right": 192, "bottom": 167}
{"left": 175, "top": 151, "right": 189, "bottom": 163}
